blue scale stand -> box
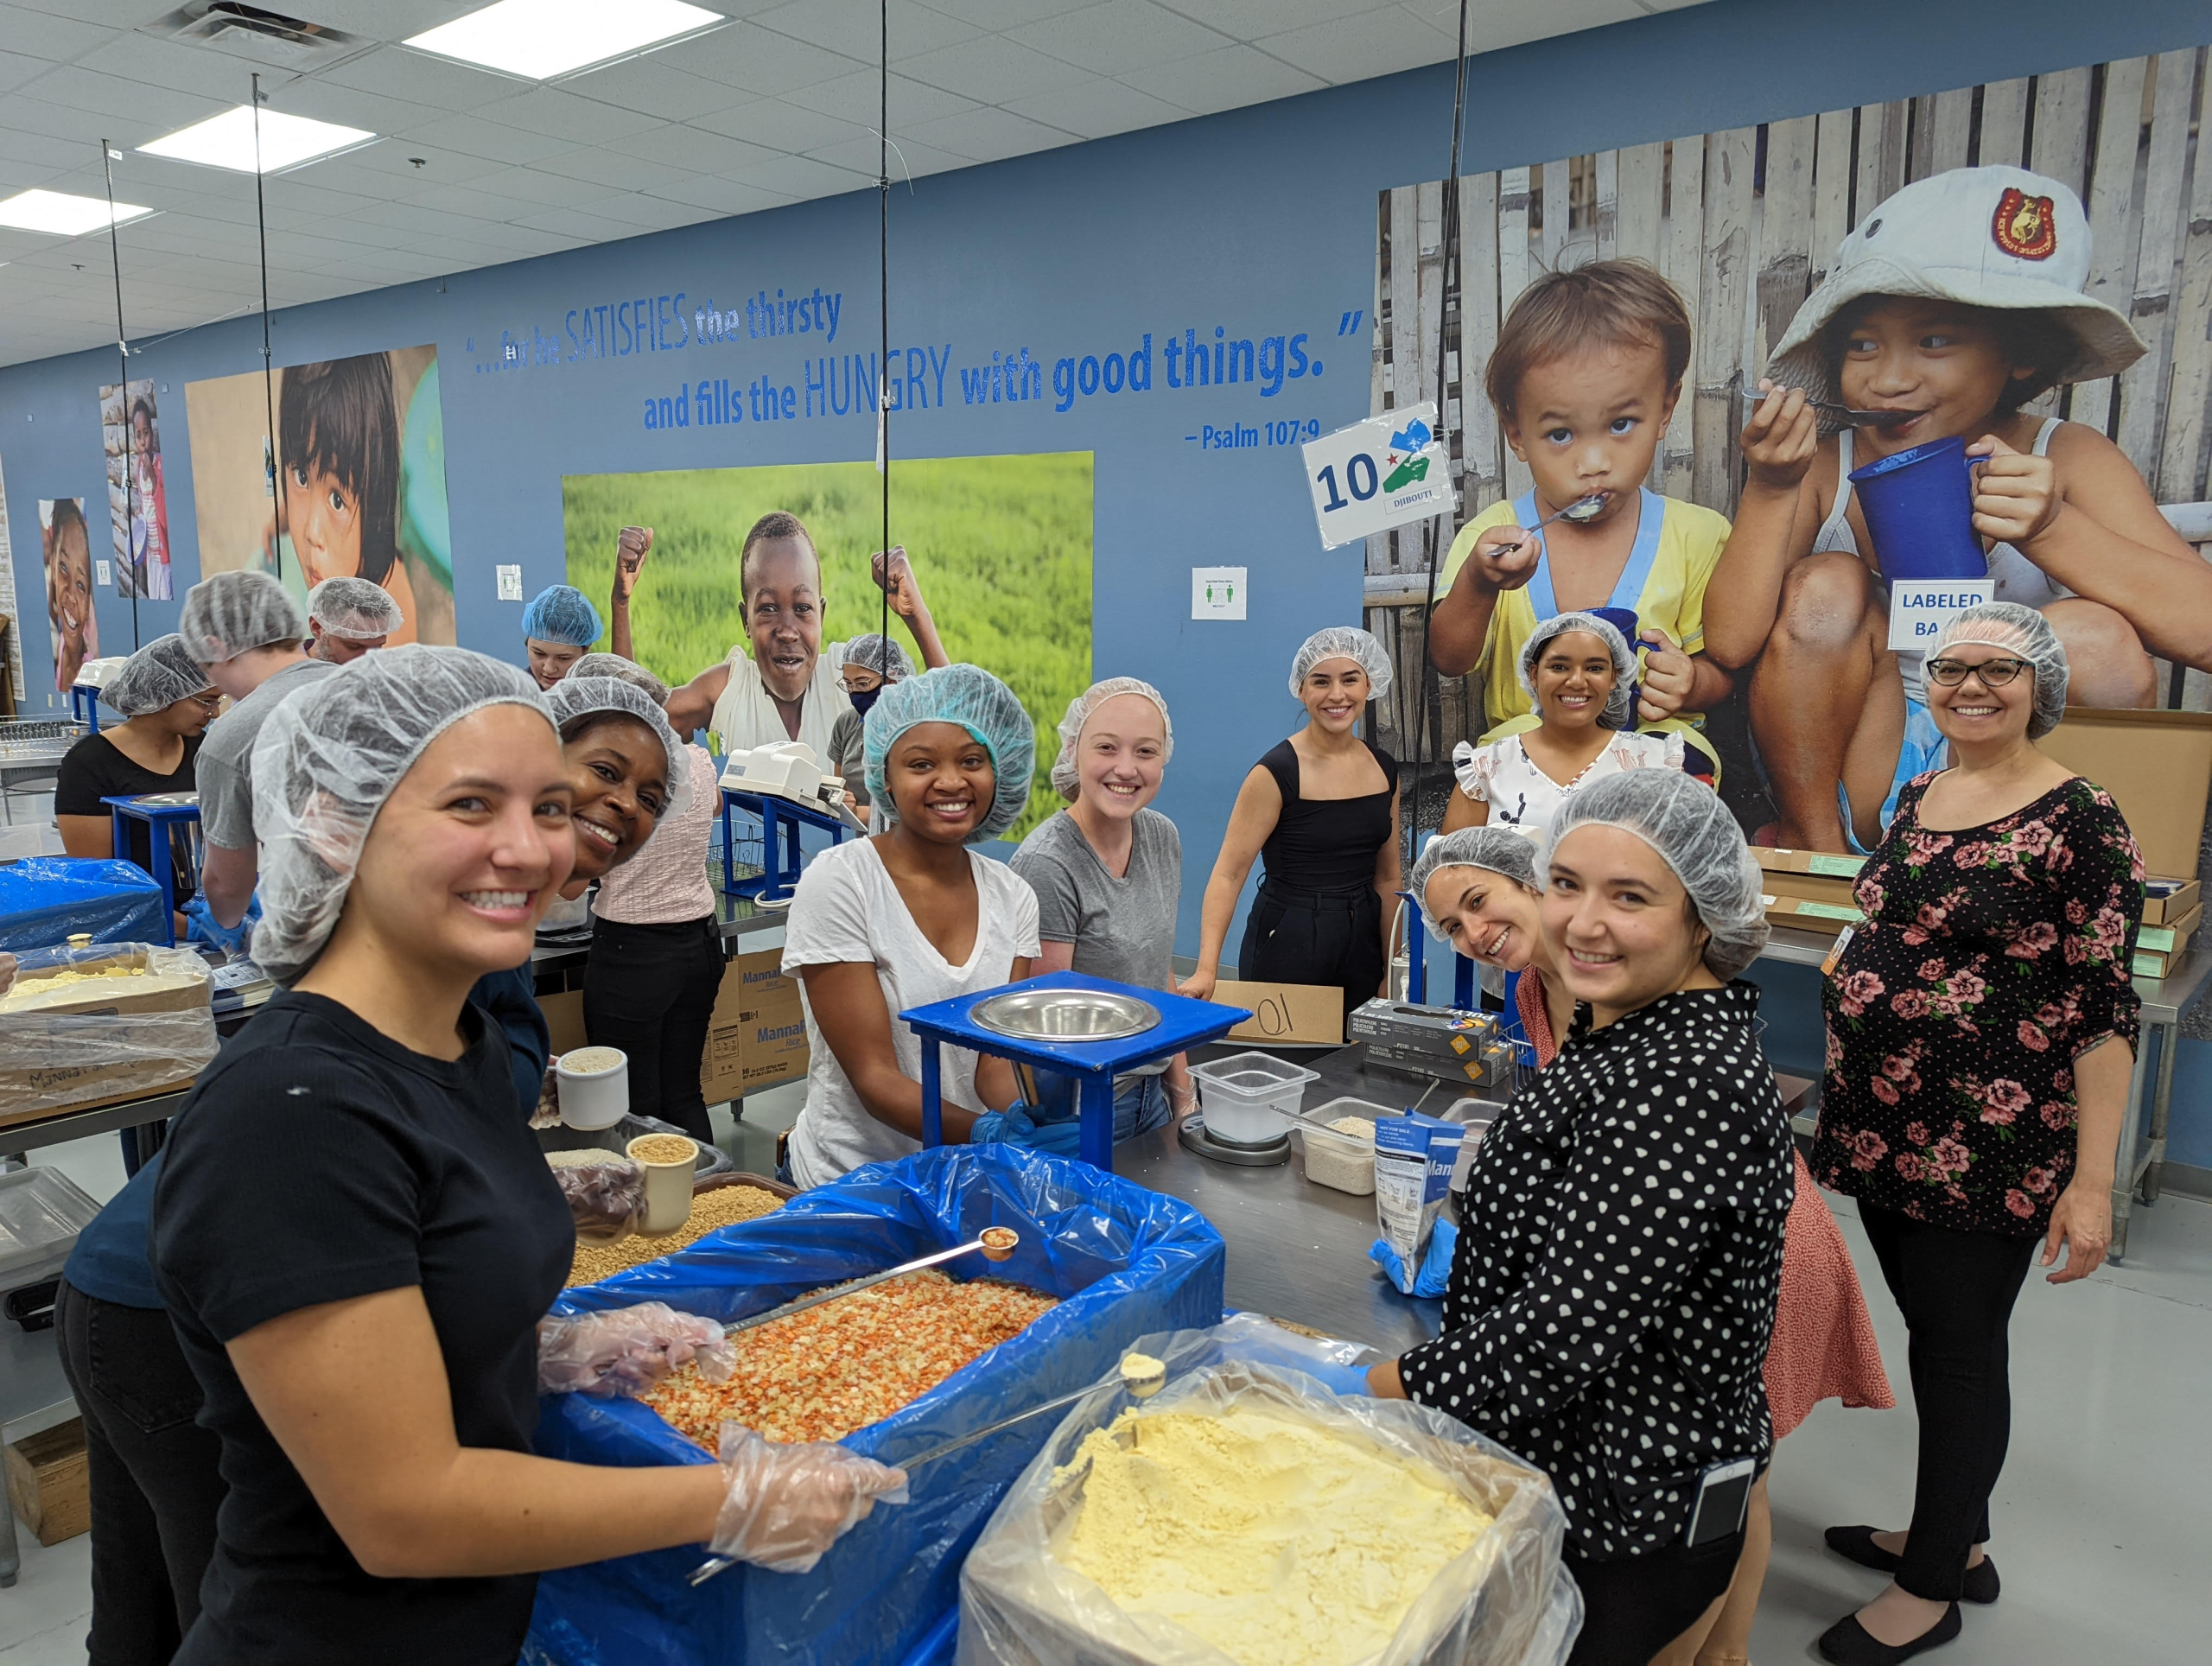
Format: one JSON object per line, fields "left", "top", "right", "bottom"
{"left": 719, "top": 787, "right": 855, "bottom": 904}
{"left": 899, "top": 970, "right": 1253, "bottom": 1173}
{"left": 103, "top": 795, "right": 201, "bottom": 945}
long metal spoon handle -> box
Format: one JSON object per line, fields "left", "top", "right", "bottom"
{"left": 1497, "top": 494, "right": 1604, "bottom": 553}
{"left": 720, "top": 1236, "right": 997, "bottom": 1339}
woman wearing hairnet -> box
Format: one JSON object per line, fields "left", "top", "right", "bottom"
{"left": 1808, "top": 603, "right": 2142, "bottom": 1664}
{"left": 1373, "top": 771, "right": 1794, "bottom": 1666}
{"left": 780, "top": 664, "right": 1058, "bottom": 1186}
{"left": 1182, "top": 627, "right": 1402, "bottom": 1025}
{"left": 1412, "top": 821, "right": 1891, "bottom": 1666}
{"left": 146, "top": 647, "right": 904, "bottom": 1665}
{"left": 1011, "top": 677, "right": 1195, "bottom": 1141}
{"left": 54, "top": 633, "right": 219, "bottom": 914}
{"left": 828, "top": 631, "right": 914, "bottom": 823}
{"left": 1440, "top": 612, "right": 1684, "bottom": 840}
{"left": 520, "top": 584, "right": 603, "bottom": 690}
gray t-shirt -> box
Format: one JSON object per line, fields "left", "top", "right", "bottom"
{"left": 1010, "top": 808, "right": 1181, "bottom": 1071}
{"left": 196, "top": 657, "right": 338, "bottom": 849}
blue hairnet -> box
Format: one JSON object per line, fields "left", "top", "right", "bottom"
{"left": 545, "top": 675, "right": 693, "bottom": 823}
{"left": 520, "top": 585, "right": 603, "bottom": 648}
{"left": 862, "top": 664, "right": 1034, "bottom": 843}
{"left": 105, "top": 634, "right": 213, "bottom": 717}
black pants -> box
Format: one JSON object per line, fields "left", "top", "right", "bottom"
{"left": 1564, "top": 1527, "right": 1745, "bottom": 1666}
{"left": 582, "top": 914, "right": 723, "bottom": 1141}
{"left": 54, "top": 1281, "right": 226, "bottom": 1666}
{"left": 1858, "top": 1203, "right": 2037, "bottom": 1601}
{"left": 1240, "top": 879, "right": 1383, "bottom": 1025}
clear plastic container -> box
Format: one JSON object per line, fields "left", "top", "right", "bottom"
{"left": 1442, "top": 1097, "right": 1507, "bottom": 1191}
{"left": 1186, "top": 1051, "right": 1319, "bottom": 1144}
{"left": 0, "top": 1167, "right": 101, "bottom": 1291}
{"left": 1290, "top": 1095, "right": 1393, "bottom": 1194}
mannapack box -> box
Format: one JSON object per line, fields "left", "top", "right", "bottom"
{"left": 700, "top": 948, "right": 809, "bottom": 1104}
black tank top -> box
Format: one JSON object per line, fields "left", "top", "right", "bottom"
{"left": 1255, "top": 738, "right": 1399, "bottom": 895}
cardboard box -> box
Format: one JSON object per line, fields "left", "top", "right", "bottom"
{"left": 2143, "top": 879, "right": 2199, "bottom": 926}
{"left": 1761, "top": 868, "right": 1860, "bottom": 909}
{"left": 542, "top": 990, "right": 587, "bottom": 1057}
{"left": 2041, "top": 707, "right": 2212, "bottom": 881}
{"left": 0, "top": 946, "right": 214, "bottom": 1129}
{"left": 1761, "top": 893, "right": 1863, "bottom": 938}
{"left": 701, "top": 948, "right": 809, "bottom": 1105}
{"left": 7, "top": 1418, "right": 88, "bottom": 1547}
{"left": 1211, "top": 979, "right": 1343, "bottom": 1046}
{"left": 1754, "top": 848, "right": 1869, "bottom": 881}
{"left": 2131, "top": 903, "right": 2202, "bottom": 979}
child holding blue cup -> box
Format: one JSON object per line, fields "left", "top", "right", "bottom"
{"left": 1703, "top": 165, "right": 2207, "bottom": 855}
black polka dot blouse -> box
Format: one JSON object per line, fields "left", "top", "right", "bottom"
{"left": 1396, "top": 982, "right": 1795, "bottom": 1559}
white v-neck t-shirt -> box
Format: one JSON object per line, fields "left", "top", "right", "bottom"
{"left": 781, "top": 838, "right": 1040, "bottom": 1188}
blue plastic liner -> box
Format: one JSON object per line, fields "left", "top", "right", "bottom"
{"left": 0, "top": 857, "right": 166, "bottom": 951}
{"left": 523, "top": 1144, "right": 1225, "bottom": 1666}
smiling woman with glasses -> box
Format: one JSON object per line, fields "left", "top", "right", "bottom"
{"left": 1808, "top": 602, "right": 2145, "bottom": 1664}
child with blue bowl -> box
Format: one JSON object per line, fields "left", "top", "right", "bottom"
{"left": 1707, "top": 164, "right": 2202, "bottom": 854}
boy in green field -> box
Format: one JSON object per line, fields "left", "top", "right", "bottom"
{"left": 1428, "top": 260, "right": 1734, "bottom": 779}
{"left": 609, "top": 515, "right": 948, "bottom": 754}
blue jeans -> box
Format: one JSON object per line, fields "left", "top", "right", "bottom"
{"left": 1113, "top": 1072, "right": 1174, "bottom": 1142}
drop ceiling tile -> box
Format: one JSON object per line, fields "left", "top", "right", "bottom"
{"left": 1120, "top": 42, "right": 1322, "bottom": 110}
{"left": 1007, "top": 2, "right": 1230, "bottom": 77}
{"left": 918, "top": 0, "right": 1090, "bottom": 27}
{"left": 317, "top": 44, "right": 525, "bottom": 113}
{"left": 481, "top": 86, "right": 668, "bottom": 144}
{"left": 396, "top": 112, "right": 580, "bottom": 167}
{"left": 725, "top": 151, "right": 872, "bottom": 198}
{"left": 896, "top": 35, "right": 1095, "bottom": 103}
{"left": 639, "top": 172, "right": 795, "bottom": 216}
{"left": 0, "top": 92, "right": 141, "bottom": 148}
{"left": 780, "top": 70, "right": 977, "bottom": 128}
{"left": 1255, "top": 5, "right": 1456, "bottom": 83}
{"left": 72, "top": 31, "right": 296, "bottom": 102}
{"left": 904, "top": 104, "right": 1079, "bottom": 164}
{"left": 277, "top": 158, "right": 425, "bottom": 201}
{"left": 604, "top": 122, "right": 780, "bottom": 175}
{"left": 477, "top": 164, "right": 615, "bottom": 207}
{"left": 749, "top": 0, "right": 982, "bottom": 61}
{"left": 8, "top": 2, "right": 174, "bottom": 24}
{"left": 267, "top": 80, "right": 448, "bottom": 139}
{"left": 805, "top": 131, "right": 969, "bottom": 180}
{"left": 540, "top": 146, "right": 675, "bottom": 191}
{"left": 1153, "top": 0, "right": 1393, "bottom": 33}
{"left": 689, "top": 97, "right": 861, "bottom": 155}
{"left": 563, "top": 57, "right": 736, "bottom": 124}
{"left": 0, "top": 4, "right": 120, "bottom": 64}
{"left": 23, "top": 65, "right": 234, "bottom": 135}
{"left": 0, "top": 48, "right": 52, "bottom": 92}
{"left": 570, "top": 191, "right": 718, "bottom": 232}
{"left": 1455, "top": 0, "right": 1643, "bottom": 52}
{"left": 347, "top": 198, "right": 515, "bottom": 240}
{"left": 671, "top": 25, "right": 868, "bottom": 96}
{"left": 1002, "top": 74, "right": 1186, "bottom": 139}
{"left": 512, "top": 204, "right": 661, "bottom": 243}
{"left": 0, "top": 126, "right": 85, "bottom": 169}
{"left": 276, "top": 0, "right": 477, "bottom": 39}
{"left": 339, "top": 142, "right": 512, "bottom": 188}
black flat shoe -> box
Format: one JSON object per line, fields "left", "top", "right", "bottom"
{"left": 1817, "top": 1602, "right": 1962, "bottom": 1664}
{"left": 1823, "top": 1527, "right": 2000, "bottom": 1603}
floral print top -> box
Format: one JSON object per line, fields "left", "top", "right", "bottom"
{"left": 1814, "top": 773, "right": 2143, "bottom": 1237}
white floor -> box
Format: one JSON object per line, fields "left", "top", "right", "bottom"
{"left": 4, "top": 1125, "right": 2206, "bottom": 1664}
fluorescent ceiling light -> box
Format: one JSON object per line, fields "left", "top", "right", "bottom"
{"left": 406, "top": 0, "right": 724, "bottom": 80}
{"left": 0, "top": 190, "right": 152, "bottom": 236}
{"left": 139, "top": 107, "right": 375, "bottom": 175}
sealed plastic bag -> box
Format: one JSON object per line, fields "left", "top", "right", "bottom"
{"left": 957, "top": 1322, "right": 1581, "bottom": 1666}
{"left": 0, "top": 857, "right": 168, "bottom": 951}
{"left": 0, "top": 941, "right": 217, "bottom": 1120}
{"left": 550, "top": 1155, "right": 647, "bottom": 1241}
{"left": 524, "top": 1143, "right": 1225, "bottom": 1666}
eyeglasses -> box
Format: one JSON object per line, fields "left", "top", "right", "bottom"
{"left": 188, "top": 690, "right": 223, "bottom": 709}
{"left": 1923, "top": 656, "right": 2032, "bottom": 688}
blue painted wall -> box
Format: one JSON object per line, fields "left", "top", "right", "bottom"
{"left": 5, "top": 0, "right": 2209, "bottom": 1148}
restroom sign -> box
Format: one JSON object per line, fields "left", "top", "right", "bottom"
{"left": 1302, "top": 402, "right": 1452, "bottom": 549}
{"left": 1888, "top": 579, "right": 1994, "bottom": 651}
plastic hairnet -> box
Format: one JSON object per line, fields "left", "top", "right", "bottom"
{"left": 250, "top": 645, "right": 554, "bottom": 985}
{"left": 180, "top": 570, "right": 304, "bottom": 664}
{"left": 842, "top": 633, "right": 915, "bottom": 683}
{"left": 545, "top": 675, "right": 693, "bottom": 823}
{"left": 863, "top": 663, "right": 1034, "bottom": 843}
{"left": 566, "top": 652, "right": 671, "bottom": 703}
{"left": 1929, "top": 601, "right": 2069, "bottom": 740}
{"left": 1288, "top": 627, "right": 1393, "bottom": 703}
{"left": 1409, "top": 824, "right": 1543, "bottom": 911}
{"left": 1051, "top": 676, "right": 1174, "bottom": 799}
{"left": 104, "top": 635, "right": 213, "bottom": 717}
{"left": 1542, "top": 770, "right": 1769, "bottom": 982}
{"left": 306, "top": 576, "right": 404, "bottom": 640}
{"left": 1519, "top": 612, "right": 1636, "bottom": 730}
{"left": 520, "top": 585, "right": 603, "bottom": 648}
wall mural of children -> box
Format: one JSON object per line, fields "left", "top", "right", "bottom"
{"left": 41, "top": 496, "right": 96, "bottom": 692}
{"left": 1707, "top": 165, "right": 2206, "bottom": 854}
{"left": 100, "top": 378, "right": 171, "bottom": 601}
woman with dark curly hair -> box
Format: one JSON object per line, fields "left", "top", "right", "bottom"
{"left": 1811, "top": 602, "right": 2143, "bottom": 1665}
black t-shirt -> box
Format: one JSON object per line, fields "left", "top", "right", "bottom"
{"left": 54, "top": 728, "right": 202, "bottom": 901}
{"left": 151, "top": 991, "right": 573, "bottom": 1666}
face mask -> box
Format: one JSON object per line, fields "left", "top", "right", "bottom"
{"left": 848, "top": 686, "right": 881, "bottom": 716}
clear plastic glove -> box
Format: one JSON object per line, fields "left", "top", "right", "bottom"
{"left": 554, "top": 1156, "right": 646, "bottom": 1240}
{"left": 536, "top": 1302, "right": 735, "bottom": 1398}
{"left": 530, "top": 1063, "right": 562, "bottom": 1129}
{"left": 1370, "top": 1219, "right": 1458, "bottom": 1297}
{"left": 711, "top": 1426, "right": 909, "bottom": 1574}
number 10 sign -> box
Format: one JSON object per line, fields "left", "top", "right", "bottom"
{"left": 1301, "top": 402, "right": 1452, "bottom": 549}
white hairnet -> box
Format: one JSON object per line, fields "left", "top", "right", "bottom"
{"left": 842, "top": 633, "right": 914, "bottom": 682}
{"left": 180, "top": 570, "right": 304, "bottom": 665}
{"left": 306, "top": 576, "right": 404, "bottom": 640}
{"left": 1409, "top": 824, "right": 1543, "bottom": 909}
{"left": 1051, "top": 676, "right": 1173, "bottom": 799}
{"left": 567, "top": 652, "right": 671, "bottom": 703}
{"left": 1288, "top": 627, "right": 1393, "bottom": 703}
{"left": 105, "top": 635, "right": 213, "bottom": 717}
{"left": 863, "top": 663, "right": 1034, "bottom": 843}
{"left": 545, "top": 675, "right": 693, "bottom": 823}
{"left": 1519, "top": 612, "right": 1636, "bottom": 730}
{"left": 1929, "top": 601, "right": 2069, "bottom": 740}
{"left": 520, "top": 585, "right": 603, "bottom": 648}
{"left": 250, "top": 645, "right": 554, "bottom": 985}
{"left": 1543, "top": 771, "right": 1769, "bottom": 982}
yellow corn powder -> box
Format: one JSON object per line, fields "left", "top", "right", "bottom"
{"left": 1058, "top": 1405, "right": 1492, "bottom": 1666}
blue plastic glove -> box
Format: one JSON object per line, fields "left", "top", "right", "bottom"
{"left": 1370, "top": 1220, "right": 1458, "bottom": 1298}
{"left": 1300, "top": 1357, "right": 1376, "bottom": 1397}
{"left": 181, "top": 893, "right": 255, "bottom": 957}
{"left": 969, "top": 1104, "right": 1085, "bottom": 1156}
{"left": 1022, "top": 1067, "right": 1080, "bottom": 1123}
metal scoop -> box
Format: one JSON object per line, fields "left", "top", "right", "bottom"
{"left": 684, "top": 1351, "right": 1165, "bottom": 1587}
{"left": 720, "top": 1227, "right": 1020, "bottom": 1339}
{"left": 1741, "top": 387, "right": 1915, "bottom": 428}
{"left": 1494, "top": 493, "right": 1608, "bottom": 554}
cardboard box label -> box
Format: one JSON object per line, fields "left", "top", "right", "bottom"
{"left": 702, "top": 948, "right": 808, "bottom": 1103}
{"left": 1213, "top": 980, "right": 1344, "bottom": 1046}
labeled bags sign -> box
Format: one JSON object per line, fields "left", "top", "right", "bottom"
{"left": 1302, "top": 402, "right": 1451, "bottom": 549}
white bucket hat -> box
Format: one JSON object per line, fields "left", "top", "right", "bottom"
{"left": 1767, "top": 165, "right": 2146, "bottom": 411}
